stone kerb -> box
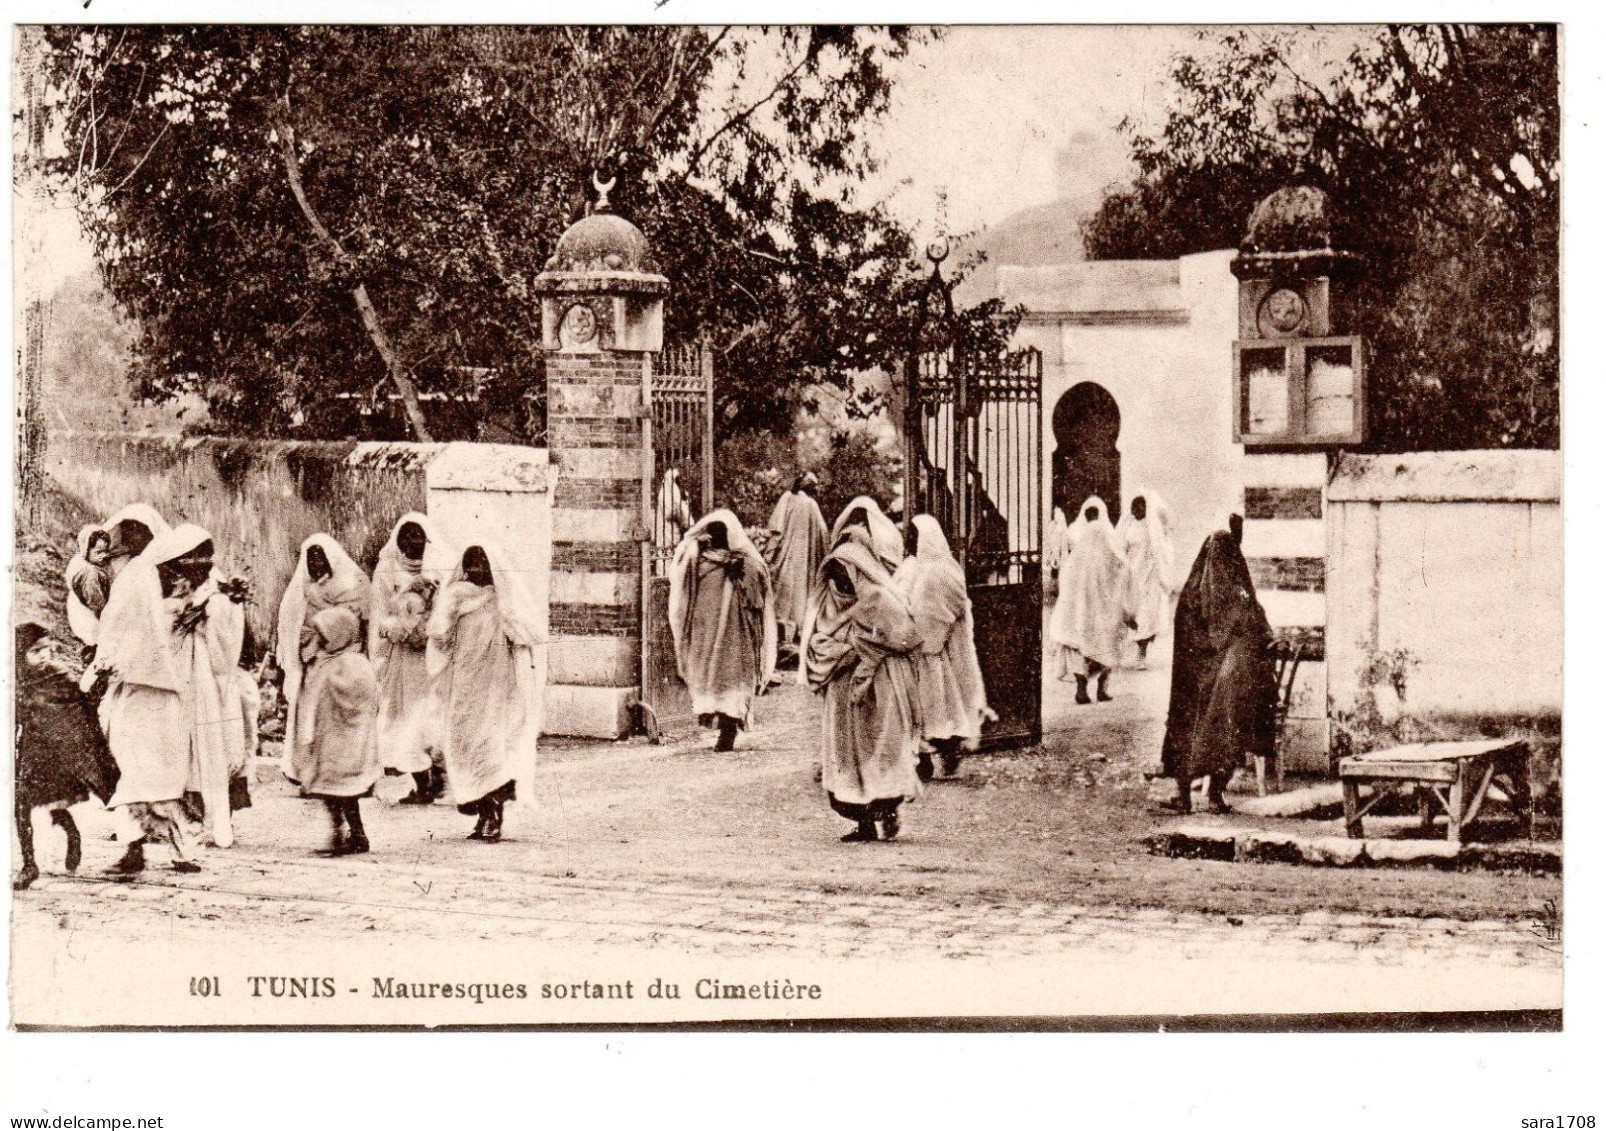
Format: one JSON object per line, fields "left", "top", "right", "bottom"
{"left": 532, "top": 200, "right": 667, "bottom": 740}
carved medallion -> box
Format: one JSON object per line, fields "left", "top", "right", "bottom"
{"left": 1258, "top": 287, "right": 1309, "bottom": 336}
{"left": 560, "top": 302, "right": 599, "bottom": 348}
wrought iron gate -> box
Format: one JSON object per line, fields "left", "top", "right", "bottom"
{"left": 641, "top": 340, "right": 714, "bottom": 739}
{"left": 904, "top": 257, "right": 1044, "bottom": 752}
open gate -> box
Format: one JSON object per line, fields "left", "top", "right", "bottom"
{"left": 904, "top": 255, "right": 1044, "bottom": 752}
{"left": 641, "top": 340, "right": 714, "bottom": 739}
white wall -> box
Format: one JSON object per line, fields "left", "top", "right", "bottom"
{"left": 1020, "top": 249, "right": 1243, "bottom": 567}
{"left": 424, "top": 444, "right": 553, "bottom": 755}
{"left": 1326, "top": 451, "right": 1561, "bottom": 736}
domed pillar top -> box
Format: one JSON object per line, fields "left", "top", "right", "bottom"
{"left": 532, "top": 174, "right": 669, "bottom": 354}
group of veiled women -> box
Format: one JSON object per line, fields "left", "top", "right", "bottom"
{"left": 16, "top": 480, "right": 1273, "bottom": 886}
{"left": 36, "top": 505, "right": 259, "bottom": 878}
{"left": 668, "top": 481, "right": 991, "bottom": 845}
{"left": 276, "top": 514, "right": 543, "bottom": 850}
{"left": 25, "top": 506, "right": 541, "bottom": 878}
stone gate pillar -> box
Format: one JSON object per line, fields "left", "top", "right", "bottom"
{"left": 532, "top": 185, "right": 667, "bottom": 738}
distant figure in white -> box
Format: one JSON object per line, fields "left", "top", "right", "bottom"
{"left": 370, "top": 513, "right": 455, "bottom": 805}
{"left": 669, "top": 510, "right": 777, "bottom": 752}
{"left": 767, "top": 474, "right": 828, "bottom": 647}
{"left": 1047, "top": 506, "right": 1070, "bottom": 575}
{"left": 1049, "top": 498, "right": 1129, "bottom": 704}
{"left": 893, "top": 515, "right": 993, "bottom": 780}
{"left": 427, "top": 540, "right": 544, "bottom": 843}
{"left": 827, "top": 495, "right": 904, "bottom": 571}
{"left": 656, "top": 467, "right": 695, "bottom": 548}
{"left": 277, "top": 534, "right": 371, "bottom": 785}
{"left": 1117, "top": 492, "right": 1178, "bottom": 666}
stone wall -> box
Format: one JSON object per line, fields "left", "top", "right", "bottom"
{"left": 1326, "top": 450, "right": 1562, "bottom": 801}
{"left": 40, "top": 432, "right": 436, "bottom": 643}
{"left": 1004, "top": 249, "right": 1244, "bottom": 570}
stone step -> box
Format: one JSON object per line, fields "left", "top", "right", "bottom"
{"left": 1145, "top": 824, "right": 1561, "bottom": 874}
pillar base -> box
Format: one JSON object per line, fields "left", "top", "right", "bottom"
{"left": 544, "top": 684, "right": 635, "bottom": 740}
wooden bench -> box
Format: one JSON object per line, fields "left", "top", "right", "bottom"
{"left": 1338, "top": 740, "right": 1533, "bottom": 845}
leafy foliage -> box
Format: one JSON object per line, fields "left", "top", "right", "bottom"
{"left": 1083, "top": 26, "right": 1558, "bottom": 450}
{"left": 37, "top": 26, "right": 1003, "bottom": 441}
{"left": 713, "top": 422, "right": 902, "bottom": 531}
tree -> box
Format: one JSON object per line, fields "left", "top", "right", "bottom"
{"left": 1083, "top": 25, "right": 1558, "bottom": 451}
{"left": 36, "top": 26, "right": 984, "bottom": 442}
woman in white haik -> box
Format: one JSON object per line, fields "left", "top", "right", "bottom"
{"left": 826, "top": 495, "right": 904, "bottom": 572}
{"left": 892, "top": 515, "right": 993, "bottom": 780}
{"left": 427, "top": 539, "right": 544, "bottom": 842}
{"left": 668, "top": 509, "right": 777, "bottom": 752}
{"left": 65, "top": 524, "right": 114, "bottom": 653}
{"left": 91, "top": 524, "right": 253, "bottom": 868}
{"left": 1048, "top": 498, "right": 1130, "bottom": 704}
{"left": 100, "top": 502, "right": 172, "bottom": 583}
{"left": 1117, "top": 491, "right": 1178, "bottom": 668}
{"left": 277, "top": 534, "right": 371, "bottom": 786}
{"left": 1047, "top": 506, "right": 1070, "bottom": 576}
{"left": 370, "top": 513, "right": 457, "bottom": 804}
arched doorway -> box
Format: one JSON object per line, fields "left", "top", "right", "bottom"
{"left": 1052, "top": 382, "right": 1121, "bottom": 520}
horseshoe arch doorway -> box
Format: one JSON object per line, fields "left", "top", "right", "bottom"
{"left": 1052, "top": 382, "right": 1121, "bottom": 521}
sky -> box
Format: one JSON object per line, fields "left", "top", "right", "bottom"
{"left": 864, "top": 26, "right": 1202, "bottom": 238}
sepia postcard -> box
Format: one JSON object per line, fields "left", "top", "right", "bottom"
{"left": 7, "top": 20, "right": 1564, "bottom": 1036}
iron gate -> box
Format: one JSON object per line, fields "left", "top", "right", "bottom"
{"left": 904, "top": 263, "right": 1044, "bottom": 752}
{"left": 641, "top": 340, "right": 714, "bottom": 739}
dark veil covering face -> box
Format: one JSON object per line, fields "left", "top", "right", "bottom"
{"left": 1161, "top": 531, "right": 1278, "bottom": 781}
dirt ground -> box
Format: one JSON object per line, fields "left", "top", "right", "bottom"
{"left": 9, "top": 498, "right": 1562, "bottom": 1005}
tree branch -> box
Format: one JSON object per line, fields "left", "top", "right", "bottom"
{"left": 270, "top": 89, "right": 434, "bottom": 442}
{"left": 687, "top": 35, "right": 814, "bottom": 174}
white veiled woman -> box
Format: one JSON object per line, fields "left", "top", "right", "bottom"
{"left": 668, "top": 509, "right": 777, "bottom": 751}
{"left": 93, "top": 523, "right": 251, "bottom": 866}
{"left": 893, "top": 515, "right": 993, "bottom": 778}
{"left": 1046, "top": 506, "right": 1070, "bottom": 574}
{"left": 1117, "top": 490, "right": 1179, "bottom": 663}
{"left": 805, "top": 539, "right": 923, "bottom": 843}
{"left": 426, "top": 538, "right": 544, "bottom": 842}
{"left": 100, "top": 503, "right": 172, "bottom": 583}
{"left": 1048, "top": 497, "right": 1129, "bottom": 703}
{"left": 277, "top": 534, "right": 371, "bottom": 784}
{"left": 370, "top": 512, "right": 457, "bottom": 800}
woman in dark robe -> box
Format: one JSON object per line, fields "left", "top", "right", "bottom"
{"left": 668, "top": 509, "right": 777, "bottom": 752}
{"left": 1159, "top": 523, "right": 1277, "bottom": 814}
{"left": 13, "top": 623, "right": 120, "bottom": 889}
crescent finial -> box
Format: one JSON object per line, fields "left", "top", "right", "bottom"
{"left": 593, "top": 170, "right": 617, "bottom": 212}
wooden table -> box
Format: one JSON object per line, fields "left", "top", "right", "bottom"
{"left": 1338, "top": 740, "right": 1533, "bottom": 844}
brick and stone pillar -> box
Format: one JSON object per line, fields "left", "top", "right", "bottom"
{"left": 532, "top": 184, "right": 667, "bottom": 738}
{"left": 1241, "top": 453, "right": 1328, "bottom": 770}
